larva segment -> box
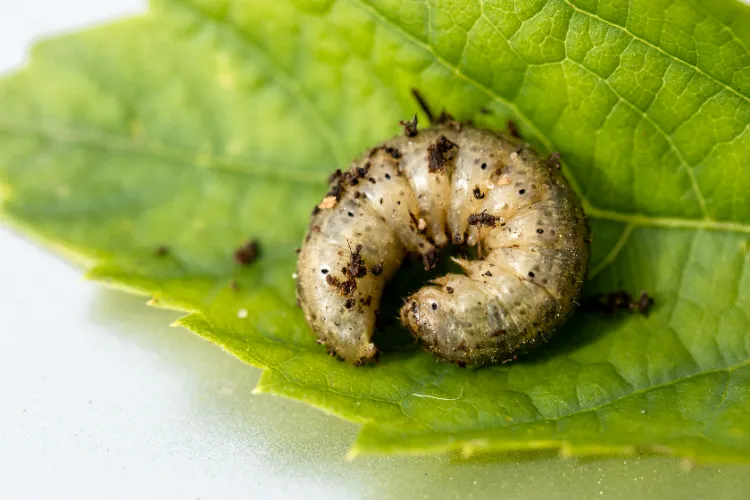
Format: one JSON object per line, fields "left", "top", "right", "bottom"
{"left": 387, "top": 130, "right": 458, "bottom": 248}
{"left": 297, "top": 195, "right": 405, "bottom": 364}
{"left": 447, "top": 128, "right": 523, "bottom": 246}
{"left": 298, "top": 122, "right": 589, "bottom": 365}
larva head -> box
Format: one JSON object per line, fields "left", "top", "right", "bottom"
{"left": 399, "top": 284, "right": 471, "bottom": 357}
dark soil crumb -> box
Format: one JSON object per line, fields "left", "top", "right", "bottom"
{"left": 585, "top": 290, "right": 654, "bottom": 316}
{"left": 507, "top": 120, "right": 521, "bottom": 139}
{"left": 546, "top": 151, "right": 562, "bottom": 170}
{"left": 467, "top": 212, "right": 497, "bottom": 227}
{"left": 234, "top": 240, "right": 260, "bottom": 265}
{"left": 427, "top": 135, "right": 458, "bottom": 173}
{"left": 422, "top": 248, "right": 439, "bottom": 270}
{"left": 399, "top": 115, "right": 419, "bottom": 137}
{"left": 325, "top": 243, "right": 367, "bottom": 296}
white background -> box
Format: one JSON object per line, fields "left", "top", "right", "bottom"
{"left": 1, "top": 1, "right": 749, "bottom": 499}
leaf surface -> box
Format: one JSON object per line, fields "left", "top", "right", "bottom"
{"left": 2, "top": 0, "right": 750, "bottom": 460}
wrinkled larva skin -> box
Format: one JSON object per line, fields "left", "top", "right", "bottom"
{"left": 296, "top": 122, "right": 589, "bottom": 365}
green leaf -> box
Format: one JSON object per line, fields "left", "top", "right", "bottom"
{"left": 2, "top": 0, "right": 750, "bottom": 461}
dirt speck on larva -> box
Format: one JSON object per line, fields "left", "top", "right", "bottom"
{"left": 427, "top": 135, "right": 458, "bottom": 172}
{"left": 318, "top": 196, "right": 337, "bottom": 209}
{"left": 399, "top": 115, "right": 419, "bottom": 137}
{"left": 467, "top": 212, "right": 497, "bottom": 227}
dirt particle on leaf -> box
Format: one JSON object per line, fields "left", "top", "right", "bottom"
{"left": 585, "top": 290, "right": 654, "bottom": 316}
{"left": 234, "top": 240, "right": 260, "bottom": 265}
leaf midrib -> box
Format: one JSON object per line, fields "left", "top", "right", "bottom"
{"left": 0, "top": 120, "right": 324, "bottom": 185}
{"left": 3, "top": 116, "right": 750, "bottom": 235}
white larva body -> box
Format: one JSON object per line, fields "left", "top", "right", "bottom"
{"left": 296, "top": 122, "right": 589, "bottom": 365}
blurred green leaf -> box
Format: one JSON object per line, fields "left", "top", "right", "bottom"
{"left": 2, "top": 0, "right": 750, "bottom": 461}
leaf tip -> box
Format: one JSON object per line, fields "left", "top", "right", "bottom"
{"left": 170, "top": 317, "right": 188, "bottom": 328}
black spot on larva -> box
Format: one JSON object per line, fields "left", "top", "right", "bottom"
{"left": 528, "top": 271, "right": 535, "bottom": 278}
{"left": 368, "top": 177, "right": 376, "bottom": 184}
{"left": 483, "top": 271, "right": 492, "bottom": 277}
{"left": 234, "top": 240, "right": 260, "bottom": 265}
{"left": 467, "top": 212, "right": 497, "bottom": 227}
{"left": 312, "top": 206, "right": 321, "bottom": 215}
{"left": 345, "top": 298, "right": 355, "bottom": 309}
{"left": 349, "top": 177, "right": 359, "bottom": 186}
{"left": 537, "top": 228, "right": 544, "bottom": 234}
{"left": 431, "top": 302, "right": 438, "bottom": 310}
{"left": 321, "top": 269, "right": 329, "bottom": 274}
{"left": 371, "top": 264, "right": 383, "bottom": 276}
{"left": 480, "top": 162, "right": 487, "bottom": 170}
{"left": 427, "top": 135, "right": 458, "bottom": 173}
{"left": 446, "top": 286, "right": 454, "bottom": 294}
{"left": 347, "top": 211, "right": 354, "bottom": 217}
{"left": 399, "top": 115, "right": 419, "bottom": 137}
{"left": 385, "top": 173, "right": 391, "bottom": 180}
{"left": 473, "top": 186, "right": 485, "bottom": 199}
{"left": 519, "top": 189, "right": 526, "bottom": 195}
